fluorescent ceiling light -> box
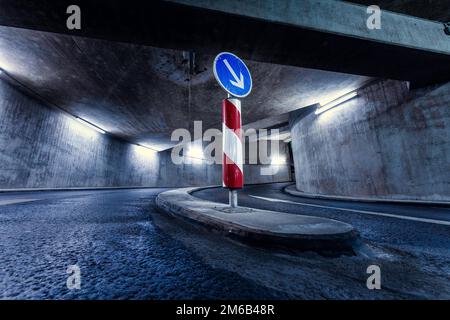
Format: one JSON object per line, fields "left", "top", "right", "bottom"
{"left": 271, "top": 154, "right": 286, "bottom": 165}
{"left": 136, "top": 144, "right": 158, "bottom": 153}
{"left": 186, "top": 146, "right": 204, "bottom": 159}
{"left": 315, "top": 91, "right": 358, "bottom": 115}
{"left": 75, "top": 117, "right": 106, "bottom": 134}
{"left": 134, "top": 144, "right": 158, "bottom": 159}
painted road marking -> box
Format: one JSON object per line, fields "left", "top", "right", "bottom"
{"left": 249, "top": 195, "right": 450, "bottom": 226}
{"left": 0, "top": 199, "right": 38, "bottom": 206}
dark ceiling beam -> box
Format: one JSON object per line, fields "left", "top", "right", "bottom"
{"left": 0, "top": 0, "right": 449, "bottom": 87}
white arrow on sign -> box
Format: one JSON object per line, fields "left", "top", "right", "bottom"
{"left": 223, "top": 59, "right": 244, "bottom": 89}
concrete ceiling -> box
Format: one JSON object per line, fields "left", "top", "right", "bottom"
{"left": 0, "top": 26, "right": 370, "bottom": 150}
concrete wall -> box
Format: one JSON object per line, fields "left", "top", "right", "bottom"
{"left": 0, "top": 80, "right": 160, "bottom": 189}
{"left": 158, "top": 158, "right": 291, "bottom": 188}
{"left": 158, "top": 140, "right": 292, "bottom": 187}
{"left": 290, "top": 80, "right": 450, "bottom": 202}
{"left": 0, "top": 80, "right": 290, "bottom": 189}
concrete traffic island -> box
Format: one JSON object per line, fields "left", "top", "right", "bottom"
{"left": 156, "top": 187, "right": 358, "bottom": 253}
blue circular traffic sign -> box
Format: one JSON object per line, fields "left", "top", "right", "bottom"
{"left": 213, "top": 52, "right": 252, "bottom": 98}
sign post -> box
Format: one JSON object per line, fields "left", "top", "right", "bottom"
{"left": 213, "top": 52, "right": 252, "bottom": 208}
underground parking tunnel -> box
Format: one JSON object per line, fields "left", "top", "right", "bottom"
{"left": 0, "top": 0, "right": 450, "bottom": 309}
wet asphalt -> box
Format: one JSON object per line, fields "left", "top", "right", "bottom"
{"left": 0, "top": 184, "right": 449, "bottom": 299}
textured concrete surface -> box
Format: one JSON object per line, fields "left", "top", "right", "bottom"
{"left": 290, "top": 80, "right": 450, "bottom": 202}
{"left": 349, "top": 0, "right": 450, "bottom": 22}
{"left": 0, "top": 26, "right": 369, "bottom": 150}
{"left": 0, "top": 80, "right": 160, "bottom": 189}
{"left": 0, "top": 79, "right": 291, "bottom": 189}
{"left": 156, "top": 187, "right": 357, "bottom": 251}
{"left": 157, "top": 142, "right": 292, "bottom": 188}
{"left": 1, "top": 1, "right": 449, "bottom": 87}
{"left": 171, "top": 0, "right": 450, "bottom": 54}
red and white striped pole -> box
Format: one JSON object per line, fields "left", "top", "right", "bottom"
{"left": 222, "top": 97, "right": 243, "bottom": 207}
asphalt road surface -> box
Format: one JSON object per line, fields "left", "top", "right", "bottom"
{"left": 0, "top": 184, "right": 449, "bottom": 299}
{"left": 193, "top": 183, "right": 450, "bottom": 299}
{"left": 193, "top": 183, "right": 450, "bottom": 253}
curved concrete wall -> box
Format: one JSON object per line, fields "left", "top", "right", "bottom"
{"left": 290, "top": 80, "right": 450, "bottom": 202}
{"left": 0, "top": 80, "right": 160, "bottom": 189}
{"left": 158, "top": 152, "right": 291, "bottom": 188}
{"left": 157, "top": 138, "right": 292, "bottom": 187}
{"left": 0, "top": 80, "right": 290, "bottom": 189}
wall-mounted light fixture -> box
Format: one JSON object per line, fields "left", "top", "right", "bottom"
{"left": 315, "top": 91, "right": 358, "bottom": 115}
{"left": 75, "top": 117, "right": 106, "bottom": 134}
